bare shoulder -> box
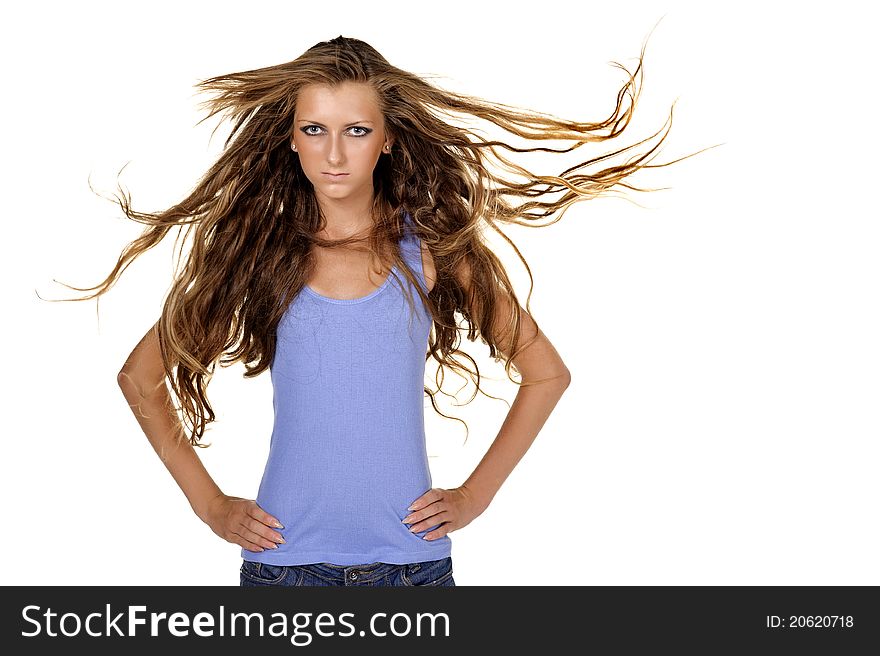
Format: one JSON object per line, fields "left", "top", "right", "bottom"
{"left": 419, "top": 239, "right": 437, "bottom": 293}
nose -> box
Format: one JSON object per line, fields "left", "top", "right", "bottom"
{"left": 326, "top": 132, "right": 344, "bottom": 166}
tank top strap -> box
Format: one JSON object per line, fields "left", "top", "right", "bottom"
{"left": 399, "top": 210, "right": 427, "bottom": 292}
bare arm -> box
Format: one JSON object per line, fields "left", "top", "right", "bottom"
{"left": 461, "top": 319, "right": 570, "bottom": 510}
{"left": 456, "top": 263, "right": 571, "bottom": 509}
{"left": 117, "top": 322, "right": 285, "bottom": 552}
{"left": 116, "top": 321, "right": 223, "bottom": 522}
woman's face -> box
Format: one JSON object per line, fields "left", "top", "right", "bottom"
{"left": 291, "top": 81, "right": 392, "bottom": 206}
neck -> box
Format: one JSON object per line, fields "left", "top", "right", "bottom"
{"left": 314, "top": 187, "right": 375, "bottom": 239}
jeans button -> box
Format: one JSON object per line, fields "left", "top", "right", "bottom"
{"left": 349, "top": 571, "right": 358, "bottom": 581}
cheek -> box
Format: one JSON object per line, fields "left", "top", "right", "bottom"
{"left": 339, "top": 151, "right": 380, "bottom": 177}
{"left": 352, "top": 143, "right": 381, "bottom": 160}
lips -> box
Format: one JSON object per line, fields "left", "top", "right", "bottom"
{"left": 322, "top": 172, "right": 348, "bottom": 177}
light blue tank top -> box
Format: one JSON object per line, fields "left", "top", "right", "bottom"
{"left": 242, "top": 210, "right": 453, "bottom": 566}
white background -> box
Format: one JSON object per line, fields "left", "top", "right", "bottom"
{"left": 3, "top": 1, "right": 878, "bottom": 585}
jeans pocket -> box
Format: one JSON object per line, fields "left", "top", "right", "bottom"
{"left": 401, "top": 557, "right": 454, "bottom": 586}
{"left": 240, "top": 560, "right": 287, "bottom": 585}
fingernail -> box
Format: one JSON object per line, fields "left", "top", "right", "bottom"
{"left": 407, "top": 505, "right": 415, "bottom": 511}
{"left": 274, "top": 521, "right": 284, "bottom": 528}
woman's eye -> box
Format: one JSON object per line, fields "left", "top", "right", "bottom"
{"left": 301, "top": 125, "right": 370, "bottom": 136}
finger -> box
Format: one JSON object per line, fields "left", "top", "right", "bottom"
{"left": 249, "top": 505, "right": 284, "bottom": 530}
{"left": 237, "top": 524, "right": 280, "bottom": 550}
{"left": 242, "top": 517, "right": 285, "bottom": 546}
{"left": 424, "top": 525, "right": 451, "bottom": 541}
{"left": 408, "top": 510, "right": 451, "bottom": 534}
{"left": 408, "top": 488, "right": 440, "bottom": 511}
{"left": 403, "top": 499, "right": 446, "bottom": 526}
{"left": 247, "top": 521, "right": 284, "bottom": 545}
{"left": 231, "top": 531, "right": 266, "bottom": 553}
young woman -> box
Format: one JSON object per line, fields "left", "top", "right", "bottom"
{"left": 62, "top": 34, "right": 700, "bottom": 586}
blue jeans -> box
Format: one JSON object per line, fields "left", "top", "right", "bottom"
{"left": 240, "top": 556, "right": 455, "bottom": 587}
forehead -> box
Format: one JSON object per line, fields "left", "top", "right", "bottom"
{"left": 295, "top": 82, "right": 381, "bottom": 118}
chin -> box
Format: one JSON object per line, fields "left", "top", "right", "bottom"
{"left": 319, "top": 186, "right": 352, "bottom": 197}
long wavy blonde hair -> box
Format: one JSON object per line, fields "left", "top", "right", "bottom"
{"left": 48, "top": 33, "right": 713, "bottom": 447}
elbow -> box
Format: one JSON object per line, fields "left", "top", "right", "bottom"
{"left": 116, "top": 370, "right": 138, "bottom": 400}
{"left": 117, "top": 368, "right": 166, "bottom": 399}
{"left": 560, "top": 367, "right": 572, "bottom": 389}
{"left": 117, "top": 368, "right": 147, "bottom": 397}
{"left": 117, "top": 369, "right": 133, "bottom": 388}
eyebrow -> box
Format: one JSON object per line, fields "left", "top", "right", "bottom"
{"left": 297, "top": 120, "right": 374, "bottom": 127}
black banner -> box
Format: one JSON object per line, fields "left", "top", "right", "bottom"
{"left": 2, "top": 586, "right": 876, "bottom": 652}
